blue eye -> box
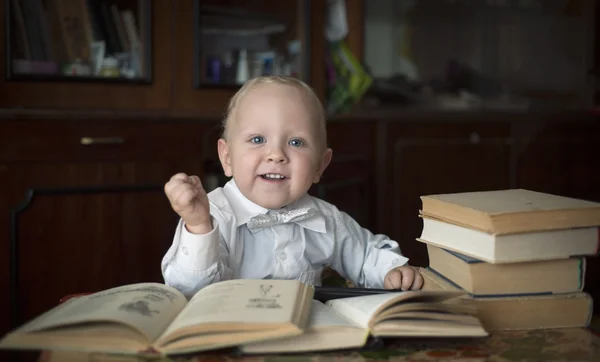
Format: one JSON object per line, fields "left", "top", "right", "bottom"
{"left": 250, "top": 136, "right": 264, "bottom": 144}
{"left": 289, "top": 138, "right": 304, "bottom": 147}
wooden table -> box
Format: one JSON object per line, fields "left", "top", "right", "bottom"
{"left": 37, "top": 327, "right": 599, "bottom": 362}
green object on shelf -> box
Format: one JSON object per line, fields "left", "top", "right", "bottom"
{"left": 327, "top": 40, "right": 372, "bottom": 114}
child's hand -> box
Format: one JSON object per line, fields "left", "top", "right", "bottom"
{"left": 165, "top": 173, "right": 212, "bottom": 234}
{"left": 384, "top": 265, "right": 423, "bottom": 291}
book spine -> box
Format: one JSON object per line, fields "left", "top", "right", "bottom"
{"left": 578, "top": 257, "right": 586, "bottom": 291}
{"left": 427, "top": 267, "right": 554, "bottom": 298}
{"left": 582, "top": 293, "right": 594, "bottom": 327}
{"left": 596, "top": 227, "right": 600, "bottom": 255}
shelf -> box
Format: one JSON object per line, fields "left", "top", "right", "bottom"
{"left": 193, "top": 1, "right": 307, "bottom": 88}
{"left": 198, "top": 6, "right": 286, "bottom": 37}
{"left": 195, "top": 82, "right": 241, "bottom": 90}
{"left": 6, "top": 73, "right": 151, "bottom": 85}
{"left": 431, "top": 0, "right": 580, "bottom": 14}
{"left": 5, "top": 0, "right": 152, "bottom": 83}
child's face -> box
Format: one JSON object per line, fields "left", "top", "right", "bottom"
{"left": 217, "top": 83, "right": 332, "bottom": 210}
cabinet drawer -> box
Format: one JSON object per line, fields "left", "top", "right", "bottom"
{"left": 0, "top": 119, "right": 221, "bottom": 162}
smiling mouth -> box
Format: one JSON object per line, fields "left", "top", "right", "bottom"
{"left": 260, "top": 173, "right": 287, "bottom": 180}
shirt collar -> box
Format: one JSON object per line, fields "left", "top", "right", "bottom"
{"left": 222, "top": 179, "right": 327, "bottom": 233}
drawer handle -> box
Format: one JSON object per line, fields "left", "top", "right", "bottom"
{"left": 80, "top": 137, "right": 125, "bottom": 145}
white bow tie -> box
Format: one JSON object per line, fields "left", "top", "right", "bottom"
{"left": 246, "top": 207, "right": 317, "bottom": 232}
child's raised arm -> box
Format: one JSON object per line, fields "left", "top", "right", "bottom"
{"left": 162, "top": 173, "right": 234, "bottom": 298}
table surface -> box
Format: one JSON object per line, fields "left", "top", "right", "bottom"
{"left": 39, "top": 327, "right": 600, "bottom": 362}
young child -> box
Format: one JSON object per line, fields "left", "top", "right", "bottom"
{"left": 162, "top": 76, "right": 423, "bottom": 298}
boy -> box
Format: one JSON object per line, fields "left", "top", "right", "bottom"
{"left": 162, "top": 76, "right": 423, "bottom": 298}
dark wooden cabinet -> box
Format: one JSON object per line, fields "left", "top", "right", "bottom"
{"left": 10, "top": 183, "right": 175, "bottom": 328}
{"left": 515, "top": 119, "right": 600, "bottom": 202}
{"left": 0, "top": 0, "right": 173, "bottom": 111}
{"left": 513, "top": 117, "right": 600, "bottom": 313}
{"left": 0, "top": 117, "right": 218, "bottom": 337}
{"left": 355, "top": 112, "right": 600, "bottom": 314}
{"left": 0, "top": 0, "right": 328, "bottom": 116}
{"left": 379, "top": 120, "right": 513, "bottom": 267}
{"left": 314, "top": 121, "right": 377, "bottom": 228}
{"left": 1, "top": 111, "right": 599, "bottom": 340}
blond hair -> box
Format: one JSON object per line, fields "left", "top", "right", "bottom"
{"left": 221, "top": 76, "right": 327, "bottom": 148}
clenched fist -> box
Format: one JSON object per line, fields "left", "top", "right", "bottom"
{"left": 164, "top": 173, "right": 212, "bottom": 234}
{"left": 383, "top": 265, "right": 423, "bottom": 291}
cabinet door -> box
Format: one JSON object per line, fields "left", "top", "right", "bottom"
{"left": 5, "top": 161, "right": 194, "bottom": 331}
{"left": 171, "top": 0, "right": 326, "bottom": 115}
{"left": 381, "top": 121, "right": 512, "bottom": 267}
{"left": 515, "top": 118, "right": 600, "bottom": 313}
{"left": 313, "top": 121, "right": 377, "bottom": 229}
{"left": 0, "top": 0, "right": 172, "bottom": 110}
{"left": 0, "top": 119, "right": 216, "bottom": 336}
{"left": 0, "top": 162, "right": 9, "bottom": 339}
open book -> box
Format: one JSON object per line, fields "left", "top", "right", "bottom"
{"left": 0, "top": 279, "right": 313, "bottom": 356}
{"left": 241, "top": 290, "right": 488, "bottom": 354}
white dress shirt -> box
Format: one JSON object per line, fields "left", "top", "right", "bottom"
{"left": 161, "top": 180, "right": 409, "bottom": 298}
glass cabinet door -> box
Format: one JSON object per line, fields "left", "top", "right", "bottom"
{"left": 362, "top": 0, "right": 595, "bottom": 111}
{"left": 193, "top": 0, "right": 310, "bottom": 88}
{"left": 6, "top": 0, "right": 152, "bottom": 83}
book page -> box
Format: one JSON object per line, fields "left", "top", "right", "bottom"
{"left": 16, "top": 283, "right": 187, "bottom": 344}
{"left": 326, "top": 291, "right": 463, "bottom": 328}
{"left": 326, "top": 293, "right": 391, "bottom": 327}
{"left": 309, "top": 299, "right": 360, "bottom": 328}
{"left": 160, "top": 279, "right": 303, "bottom": 337}
{"left": 240, "top": 300, "right": 367, "bottom": 354}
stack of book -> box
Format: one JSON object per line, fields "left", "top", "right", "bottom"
{"left": 418, "top": 189, "right": 600, "bottom": 331}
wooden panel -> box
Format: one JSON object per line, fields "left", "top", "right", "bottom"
{"left": 309, "top": 0, "right": 326, "bottom": 102}
{"left": 170, "top": 0, "right": 240, "bottom": 115}
{"left": 0, "top": 0, "right": 172, "bottom": 110}
{"left": 0, "top": 162, "right": 9, "bottom": 344}
{"left": 4, "top": 158, "right": 203, "bottom": 333}
{"left": 0, "top": 119, "right": 215, "bottom": 162}
{"left": 515, "top": 120, "right": 600, "bottom": 201}
{"left": 12, "top": 188, "right": 175, "bottom": 327}
{"left": 377, "top": 120, "right": 512, "bottom": 233}
{"left": 384, "top": 122, "right": 512, "bottom": 267}
{"left": 323, "top": 121, "right": 376, "bottom": 228}
{"left": 345, "top": 0, "right": 364, "bottom": 61}
{"left": 316, "top": 162, "right": 369, "bottom": 226}
{"left": 0, "top": 118, "right": 218, "bottom": 339}
{"left": 515, "top": 119, "right": 600, "bottom": 312}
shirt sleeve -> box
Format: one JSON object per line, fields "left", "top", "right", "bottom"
{"left": 331, "top": 210, "right": 409, "bottom": 288}
{"left": 161, "top": 217, "right": 233, "bottom": 299}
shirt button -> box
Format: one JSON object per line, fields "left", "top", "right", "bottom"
{"left": 181, "top": 246, "right": 189, "bottom": 256}
{"left": 392, "top": 259, "right": 400, "bottom": 266}
{"left": 279, "top": 252, "right": 288, "bottom": 261}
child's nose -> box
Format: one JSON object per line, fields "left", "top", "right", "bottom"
{"left": 266, "top": 146, "right": 288, "bottom": 163}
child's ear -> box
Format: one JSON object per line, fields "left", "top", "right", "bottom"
{"left": 217, "top": 139, "right": 233, "bottom": 177}
{"left": 313, "top": 148, "right": 333, "bottom": 183}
